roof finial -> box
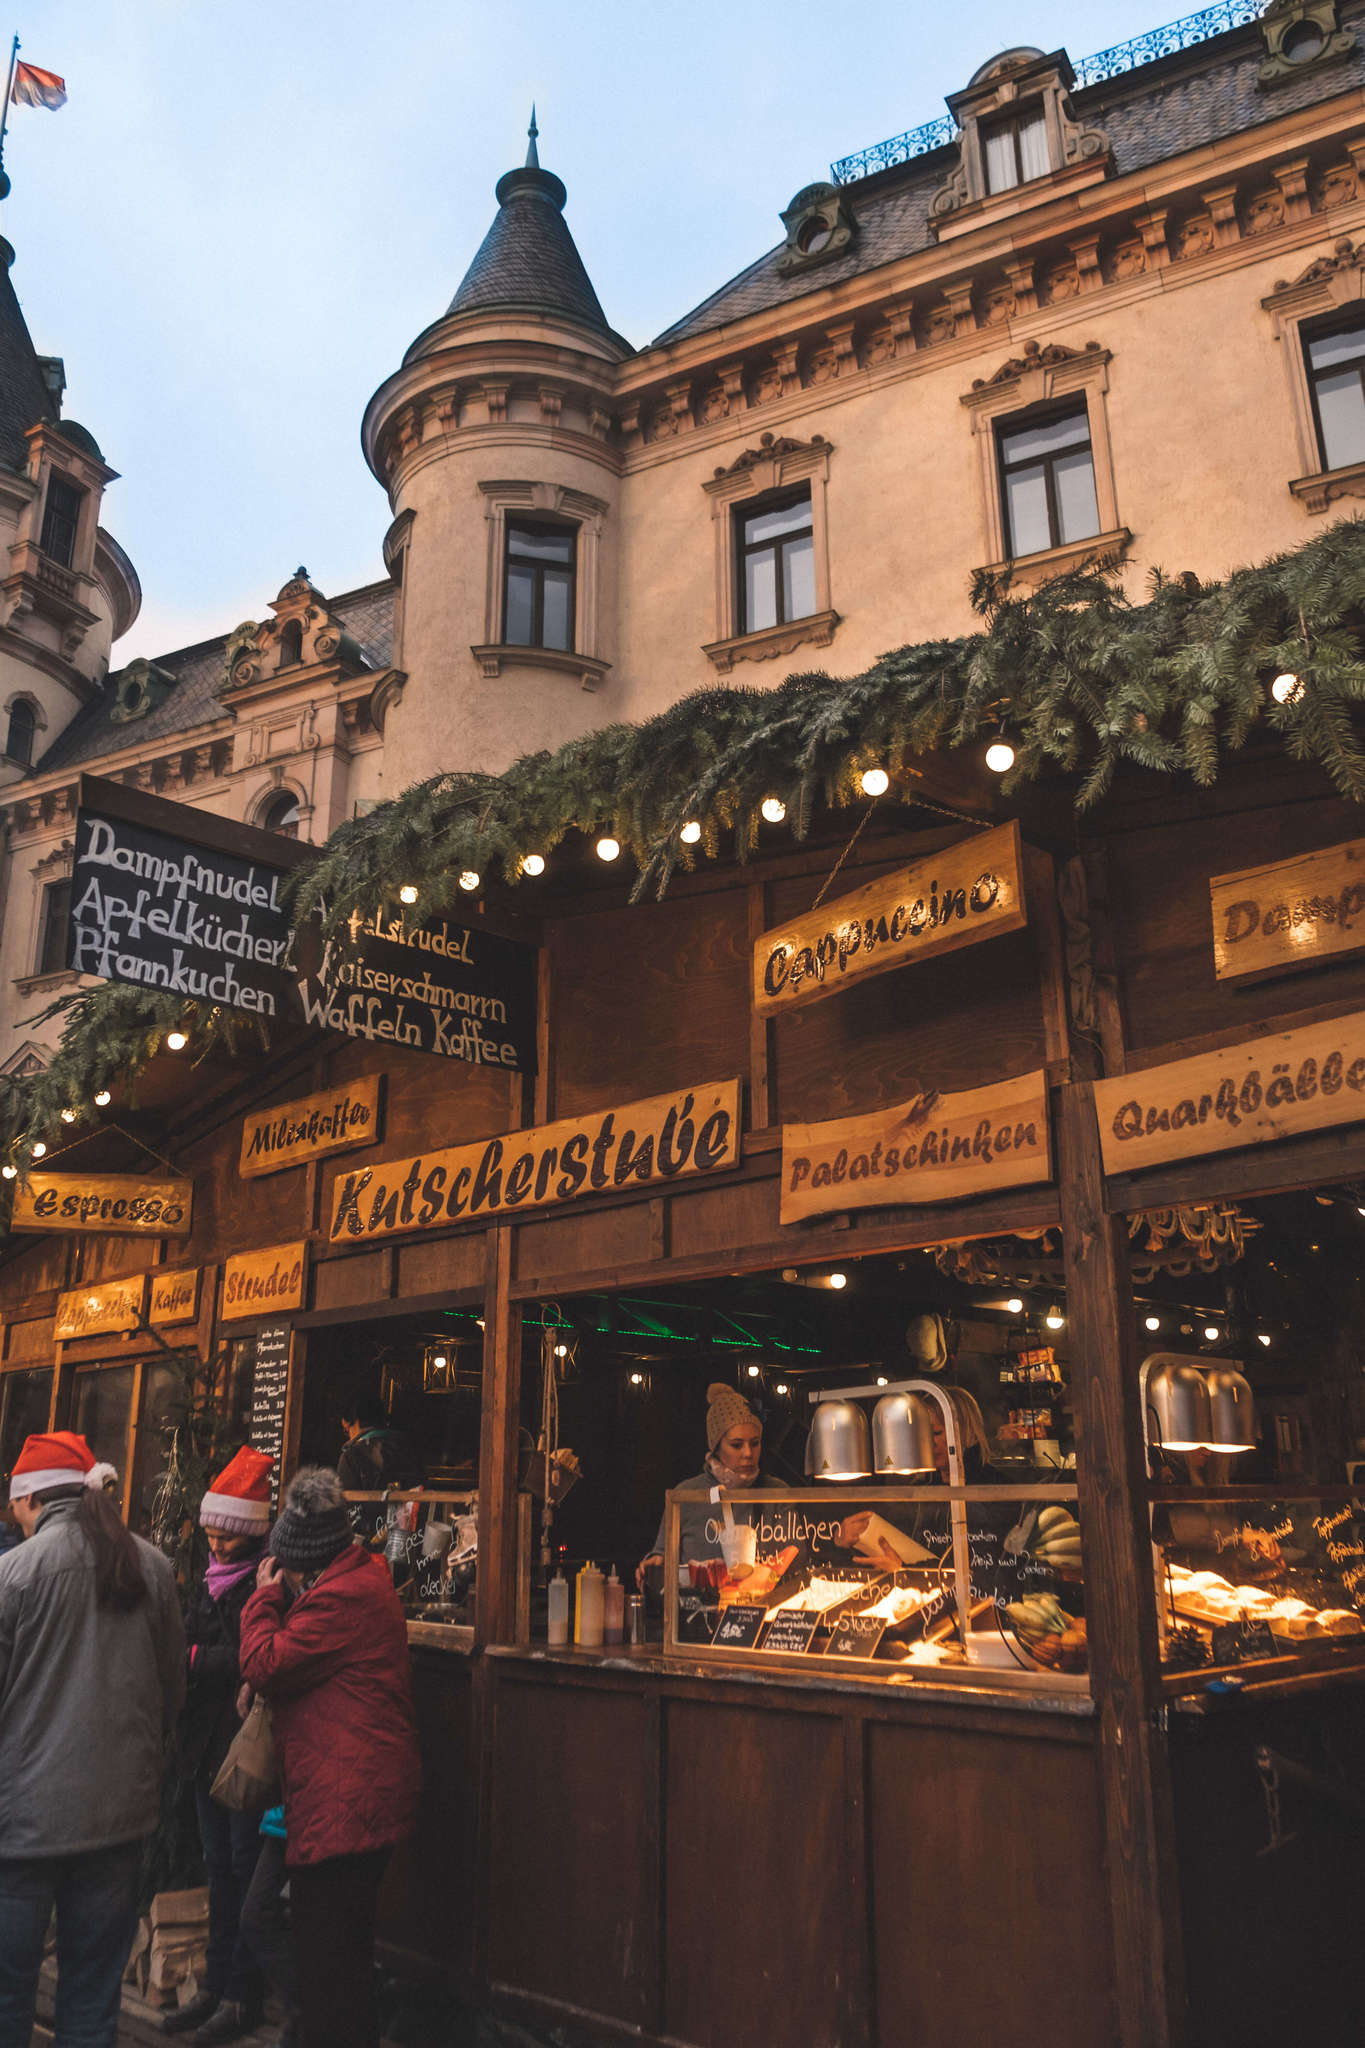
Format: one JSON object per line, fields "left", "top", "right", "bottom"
{"left": 526, "top": 104, "right": 539, "bottom": 169}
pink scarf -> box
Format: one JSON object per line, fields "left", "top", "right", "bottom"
{"left": 206, "top": 1553, "right": 259, "bottom": 1601}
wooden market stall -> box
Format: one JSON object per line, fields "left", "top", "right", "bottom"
{"left": 2, "top": 748, "right": 1364, "bottom": 2048}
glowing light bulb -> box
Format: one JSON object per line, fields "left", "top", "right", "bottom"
{"left": 60, "top": 1109, "right": 76, "bottom": 1124}
{"left": 1, "top": 1165, "right": 15, "bottom": 1180}
{"left": 399, "top": 884, "right": 418, "bottom": 905}
{"left": 458, "top": 870, "right": 480, "bottom": 892}
{"left": 986, "top": 739, "right": 1016, "bottom": 774}
{"left": 828, "top": 1271, "right": 847, "bottom": 1290}
{"left": 679, "top": 820, "right": 702, "bottom": 845}
{"left": 1271, "top": 672, "right": 1304, "bottom": 705}
{"left": 166, "top": 1031, "right": 188, "bottom": 1052}
{"left": 1204, "top": 1325, "right": 1220, "bottom": 1342}
{"left": 1044, "top": 1307, "right": 1064, "bottom": 1331}
{"left": 746, "top": 1364, "right": 761, "bottom": 1379}
{"left": 760, "top": 797, "right": 786, "bottom": 824}
{"left": 629, "top": 1371, "right": 644, "bottom": 1386}
{"left": 94, "top": 1090, "right": 111, "bottom": 1107}
{"left": 1257, "top": 1332, "right": 1272, "bottom": 1348}
{"left": 596, "top": 836, "right": 620, "bottom": 862}
{"left": 1005, "top": 1297, "right": 1024, "bottom": 1314}
{"left": 775, "top": 1383, "right": 789, "bottom": 1396}
{"left": 521, "top": 853, "right": 545, "bottom": 877}
{"left": 31, "top": 1142, "right": 46, "bottom": 1158}
{"left": 554, "top": 1343, "right": 569, "bottom": 1359}
{"left": 876, "top": 1375, "right": 888, "bottom": 1388}
{"left": 1145, "top": 1314, "right": 1161, "bottom": 1333}
{"left": 860, "top": 767, "right": 890, "bottom": 797}
{"left": 430, "top": 1352, "right": 448, "bottom": 1371}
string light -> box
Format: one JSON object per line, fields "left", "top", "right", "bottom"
{"left": 760, "top": 797, "right": 786, "bottom": 824}
{"left": 94, "top": 1090, "right": 111, "bottom": 1107}
{"left": 31, "top": 1142, "right": 46, "bottom": 1158}
{"left": 876, "top": 1375, "right": 888, "bottom": 1387}
{"left": 746, "top": 1363, "right": 761, "bottom": 1379}
{"left": 1044, "top": 1305, "right": 1065, "bottom": 1331}
{"left": 430, "top": 1351, "right": 448, "bottom": 1371}
{"left": 458, "top": 871, "right": 480, "bottom": 892}
{"left": 596, "top": 836, "right": 620, "bottom": 862}
{"left": 679, "top": 821, "right": 702, "bottom": 845}
{"left": 399, "top": 884, "right": 419, "bottom": 905}
{"left": 1145, "top": 1314, "right": 1161, "bottom": 1333}
{"left": 554, "top": 1343, "right": 569, "bottom": 1359}
{"left": 1005, "top": 1296, "right": 1024, "bottom": 1314}
{"left": 1, "top": 1165, "right": 14, "bottom": 1180}
{"left": 60, "top": 1109, "right": 77, "bottom": 1124}
{"left": 985, "top": 736, "right": 1016, "bottom": 775}
{"left": 521, "top": 853, "right": 545, "bottom": 877}
{"left": 774, "top": 1382, "right": 789, "bottom": 1395}
{"left": 1203, "top": 1324, "right": 1220, "bottom": 1342}
{"left": 860, "top": 767, "right": 890, "bottom": 797}
{"left": 1271, "top": 672, "right": 1304, "bottom": 705}
{"left": 629, "top": 1370, "right": 645, "bottom": 1386}
{"left": 1257, "top": 1332, "right": 1272, "bottom": 1348}
{"left": 828, "top": 1271, "right": 847, "bottom": 1290}
{"left": 166, "top": 1031, "right": 188, "bottom": 1052}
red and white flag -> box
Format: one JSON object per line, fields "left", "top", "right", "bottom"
{"left": 11, "top": 61, "right": 66, "bottom": 112}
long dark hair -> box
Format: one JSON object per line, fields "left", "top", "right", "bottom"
{"left": 34, "top": 1484, "right": 148, "bottom": 1612}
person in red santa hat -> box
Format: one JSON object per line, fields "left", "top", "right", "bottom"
{"left": 0, "top": 1430, "right": 184, "bottom": 2048}
{"left": 163, "top": 1447, "right": 275, "bottom": 2045}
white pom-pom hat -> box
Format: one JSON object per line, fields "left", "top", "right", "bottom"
{"left": 9, "top": 1431, "right": 117, "bottom": 1499}
{"left": 199, "top": 1445, "right": 274, "bottom": 1534}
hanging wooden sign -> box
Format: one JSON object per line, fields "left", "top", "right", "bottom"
{"left": 328, "top": 1080, "right": 742, "bottom": 1245}
{"left": 149, "top": 1267, "right": 201, "bottom": 1326}
{"left": 221, "top": 1241, "right": 308, "bottom": 1321}
{"left": 781, "top": 1070, "right": 1051, "bottom": 1225}
{"left": 1211, "top": 836, "right": 1365, "bottom": 984}
{"left": 239, "top": 1075, "right": 383, "bottom": 1179}
{"left": 753, "top": 820, "right": 1027, "bottom": 1019}
{"left": 1094, "top": 1008, "right": 1365, "bottom": 1177}
{"left": 8, "top": 1172, "right": 193, "bottom": 1237}
{"left": 55, "top": 1274, "right": 147, "bottom": 1342}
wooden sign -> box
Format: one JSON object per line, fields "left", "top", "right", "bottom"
{"left": 1094, "top": 1009, "right": 1365, "bottom": 1177}
{"left": 1212, "top": 836, "right": 1365, "bottom": 984}
{"left": 328, "top": 1080, "right": 742, "bottom": 1246}
{"left": 221, "top": 1241, "right": 308, "bottom": 1321}
{"left": 55, "top": 1274, "right": 147, "bottom": 1342}
{"left": 149, "top": 1267, "right": 201, "bottom": 1326}
{"left": 780, "top": 1070, "right": 1051, "bottom": 1225}
{"left": 240, "top": 1075, "right": 383, "bottom": 1179}
{"left": 753, "top": 820, "right": 1027, "bottom": 1018}
{"left": 9, "top": 1172, "right": 192, "bottom": 1237}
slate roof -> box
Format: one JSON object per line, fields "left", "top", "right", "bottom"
{"left": 654, "top": 15, "right": 1365, "bottom": 345}
{"left": 0, "top": 248, "right": 57, "bottom": 472}
{"left": 34, "top": 580, "right": 395, "bottom": 776}
{"left": 448, "top": 163, "right": 616, "bottom": 336}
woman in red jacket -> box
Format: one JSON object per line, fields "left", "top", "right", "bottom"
{"left": 238, "top": 1468, "right": 419, "bottom": 2048}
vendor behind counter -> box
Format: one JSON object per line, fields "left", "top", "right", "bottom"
{"left": 635, "top": 1383, "right": 782, "bottom": 1590}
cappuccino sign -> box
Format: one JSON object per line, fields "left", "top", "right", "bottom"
{"left": 753, "top": 821, "right": 1027, "bottom": 1018}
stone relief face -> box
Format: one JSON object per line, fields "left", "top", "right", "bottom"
{"left": 754, "top": 367, "right": 782, "bottom": 403}
{"left": 699, "top": 386, "right": 729, "bottom": 423}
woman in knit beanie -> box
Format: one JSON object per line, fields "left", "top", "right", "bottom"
{"left": 239, "top": 1469, "right": 419, "bottom": 2048}
{"left": 635, "top": 1382, "right": 780, "bottom": 1591}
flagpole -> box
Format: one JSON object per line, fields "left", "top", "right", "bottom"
{"left": 0, "top": 36, "right": 19, "bottom": 201}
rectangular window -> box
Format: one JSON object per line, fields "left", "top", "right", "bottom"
{"left": 0, "top": 1368, "right": 53, "bottom": 1492}
{"left": 997, "top": 404, "right": 1100, "bottom": 558}
{"left": 39, "top": 474, "right": 84, "bottom": 567}
{"left": 982, "top": 109, "right": 1049, "bottom": 195}
{"left": 736, "top": 488, "right": 815, "bottom": 634}
{"left": 1305, "top": 315, "right": 1365, "bottom": 472}
{"left": 38, "top": 877, "right": 71, "bottom": 977}
{"left": 503, "top": 519, "right": 576, "bottom": 651}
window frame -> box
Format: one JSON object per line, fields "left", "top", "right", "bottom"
{"left": 980, "top": 105, "right": 1049, "bottom": 195}
{"left": 502, "top": 516, "right": 578, "bottom": 653}
{"left": 1303, "top": 308, "right": 1365, "bottom": 475}
{"left": 39, "top": 473, "right": 84, "bottom": 568}
{"left": 734, "top": 486, "right": 816, "bottom": 637}
{"left": 4, "top": 699, "right": 37, "bottom": 767}
{"left": 702, "top": 433, "right": 837, "bottom": 672}
{"left": 473, "top": 482, "right": 610, "bottom": 690}
{"left": 36, "top": 875, "right": 72, "bottom": 978}
{"left": 995, "top": 401, "right": 1100, "bottom": 560}
{"left": 1263, "top": 252, "right": 1365, "bottom": 513}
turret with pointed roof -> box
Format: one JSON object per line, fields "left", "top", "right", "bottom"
{"left": 447, "top": 111, "right": 615, "bottom": 338}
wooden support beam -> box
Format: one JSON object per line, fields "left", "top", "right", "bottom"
{"left": 475, "top": 1225, "right": 523, "bottom": 1647}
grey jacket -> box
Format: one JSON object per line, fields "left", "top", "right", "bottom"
{"left": 0, "top": 1496, "right": 185, "bottom": 1857}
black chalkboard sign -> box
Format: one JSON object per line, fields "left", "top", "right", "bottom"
{"left": 248, "top": 1323, "right": 290, "bottom": 1505}
{"left": 824, "top": 1612, "right": 889, "bottom": 1660}
{"left": 1211, "top": 1620, "right": 1280, "bottom": 1665}
{"left": 761, "top": 1609, "right": 821, "bottom": 1656}
{"left": 713, "top": 1604, "right": 767, "bottom": 1649}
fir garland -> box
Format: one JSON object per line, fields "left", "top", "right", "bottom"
{"left": 3, "top": 519, "right": 1365, "bottom": 1182}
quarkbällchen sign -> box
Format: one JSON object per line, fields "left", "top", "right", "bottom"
{"left": 328, "top": 1081, "right": 741, "bottom": 1244}
{"left": 1094, "top": 1008, "right": 1365, "bottom": 1176}
{"left": 239, "top": 1075, "right": 383, "bottom": 1179}
{"left": 8, "top": 1172, "right": 192, "bottom": 1237}
{"left": 753, "top": 820, "right": 1027, "bottom": 1018}
{"left": 1211, "top": 835, "right": 1365, "bottom": 983}
{"left": 781, "top": 1071, "right": 1051, "bottom": 1225}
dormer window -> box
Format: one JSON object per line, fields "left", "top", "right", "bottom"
{"left": 279, "top": 619, "right": 304, "bottom": 667}
{"left": 39, "top": 474, "right": 84, "bottom": 568}
{"left": 982, "top": 108, "right": 1049, "bottom": 194}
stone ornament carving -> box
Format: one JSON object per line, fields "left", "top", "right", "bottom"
{"left": 109, "top": 657, "right": 176, "bottom": 725}
{"left": 970, "top": 336, "right": 1103, "bottom": 391}
{"left": 1259, "top": 0, "right": 1355, "bottom": 85}
{"left": 929, "top": 46, "right": 1110, "bottom": 225}
{"left": 1040, "top": 259, "right": 1080, "bottom": 304}
{"left": 711, "top": 431, "right": 829, "bottom": 482}
{"left": 220, "top": 570, "right": 365, "bottom": 692}
{"left": 1313, "top": 162, "right": 1359, "bottom": 210}
{"left": 775, "top": 182, "right": 856, "bottom": 275}
{"left": 1245, "top": 188, "right": 1287, "bottom": 236}
{"left": 1274, "top": 235, "right": 1364, "bottom": 291}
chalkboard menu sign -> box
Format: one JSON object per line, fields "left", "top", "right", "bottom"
{"left": 824, "top": 1611, "right": 889, "bottom": 1660}
{"left": 713, "top": 1604, "right": 767, "bottom": 1649}
{"left": 248, "top": 1324, "right": 290, "bottom": 1505}
{"left": 1211, "top": 1620, "right": 1280, "bottom": 1666}
{"left": 761, "top": 1609, "right": 822, "bottom": 1656}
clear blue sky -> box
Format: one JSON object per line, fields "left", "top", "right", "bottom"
{"left": 15, "top": 1, "right": 1165, "bottom": 661}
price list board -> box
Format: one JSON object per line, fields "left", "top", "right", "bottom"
{"left": 249, "top": 1322, "right": 291, "bottom": 1504}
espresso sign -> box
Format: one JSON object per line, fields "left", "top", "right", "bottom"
{"left": 753, "top": 820, "right": 1027, "bottom": 1019}
{"left": 150, "top": 1267, "right": 201, "bottom": 1326}
{"left": 1212, "top": 836, "right": 1365, "bottom": 984}
{"left": 221, "top": 1241, "right": 308, "bottom": 1321}
{"left": 240, "top": 1075, "right": 383, "bottom": 1179}
{"left": 1095, "top": 1008, "right": 1365, "bottom": 1176}
{"left": 55, "top": 1274, "right": 147, "bottom": 1341}
{"left": 781, "top": 1071, "right": 1051, "bottom": 1225}
{"left": 328, "top": 1080, "right": 741, "bottom": 1245}
{"left": 8, "top": 1172, "right": 193, "bottom": 1237}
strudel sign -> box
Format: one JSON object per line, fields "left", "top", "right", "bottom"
{"left": 1094, "top": 1008, "right": 1365, "bottom": 1176}
{"left": 781, "top": 1071, "right": 1051, "bottom": 1225}
{"left": 328, "top": 1081, "right": 741, "bottom": 1244}
{"left": 752, "top": 821, "right": 1027, "bottom": 1018}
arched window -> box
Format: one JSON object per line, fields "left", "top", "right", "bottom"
{"left": 279, "top": 620, "right": 304, "bottom": 667}
{"left": 5, "top": 700, "right": 36, "bottom": 767}
{"left": 258, "top": 789, "right": 302, "bottom": 839}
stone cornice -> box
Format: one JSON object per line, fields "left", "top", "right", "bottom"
{"left": 0, "top": 623, "right": 101, "bottom": 703}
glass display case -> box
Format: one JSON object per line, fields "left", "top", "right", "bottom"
{"left": 342, "top": 1488, "right": 532, "bottom": 1643}
{"left": 661, "top": 1482, "right": 1090, "bottom": 1689}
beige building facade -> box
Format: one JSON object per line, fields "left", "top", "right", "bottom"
{"left": 7, "top": 1, "right": 1365, "bottom": 1064}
